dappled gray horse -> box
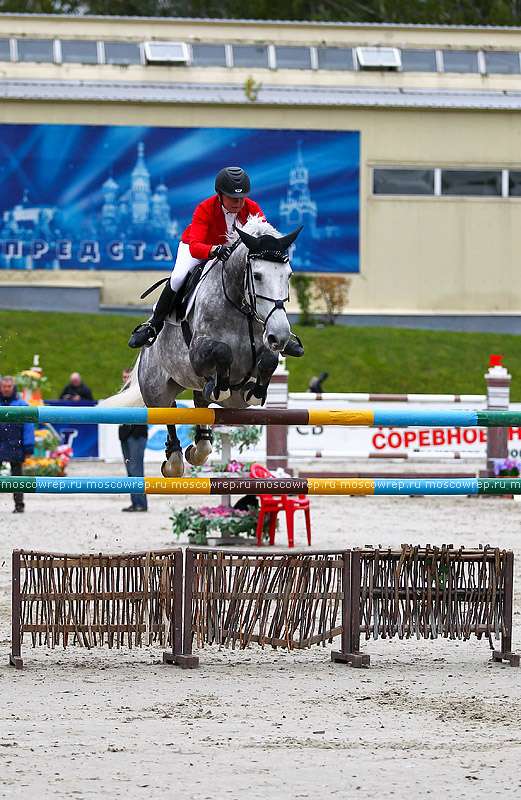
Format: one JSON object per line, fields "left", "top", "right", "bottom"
{"left": 104, "top": 216, "right": 301, "bottom": 477}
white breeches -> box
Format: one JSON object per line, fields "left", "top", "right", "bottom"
{"left": 169, "top": 241, "right": 204, "bottom": 292}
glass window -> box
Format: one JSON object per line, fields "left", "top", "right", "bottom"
{"left": 61, "top": 40, "right": 98, "bottom": 64}
{"left": 144, "top": 41, "right": 189, "bottom": 63}
{"left": 357, "top": 46, "right": 401, "bottom": 69}
{"left": 373, "top": 168, "right": 435, "bottom": 196}
{"left": 508, "top": 171, "right": 521, "bottom": 196}
{"left": 0, "top": 40, "right": 10, "bottom": 61}
{"left": 401, "top": 49, "right": 437, "bottom": 72}
{"left": 103, "top": 42, "right": 141, "bottom": 65}
{"left": 191, "top": 44, "right": 226, "bottom": 67}
{"left": 316, "top": 47, "right": 354, "bottom": 70}
{"left": 484, "top": 51, "right": 520, "bottom": 74}
{"left": 442, "top": 50, "right": 479, "bottom": 73}
{"left": 275, "top": 46, "right": 312, "bottom": 69}
{"left": 441, "top": 169, "right": 502, "bottom": 196}
{"left": 17, "top": 39, "right": 54, "bottom": 63}
{"left": 232, "top": 44, "right": 268, "bottom": 68}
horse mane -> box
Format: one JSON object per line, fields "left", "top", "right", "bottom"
{"left": 225, "top": 215, "right": 281, "bottom": 271}
{"left": 227, "top": 214, "right": 280, "bottom": 246}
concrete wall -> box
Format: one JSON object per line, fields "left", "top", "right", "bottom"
{"left": 1, "top": 14, "right": 521, "bottom": 316}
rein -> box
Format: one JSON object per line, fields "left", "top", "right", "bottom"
{"left": 182, "top": 238, "right": 291, "bottom": 393}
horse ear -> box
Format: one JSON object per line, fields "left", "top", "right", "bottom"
{"left": 237, "top": 228, "right": 260, "bottom": 250}
{"left": 278, "top": 226, "right": 303, "bottom": 250}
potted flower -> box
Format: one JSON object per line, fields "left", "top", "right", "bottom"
{"left": 23, "top": 428, "right": 73, "bottom": 476}
{"left": 493, "top": 458, "right": 521, "bottom": 477}
{"left": 170, "top": 504, "right": 269, "bottom": 545}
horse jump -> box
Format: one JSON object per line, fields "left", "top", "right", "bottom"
{"left": 2, "top": 475, "right": 521, "bottom": 496}
{"left": 2, "top": 405, "right": 521, "bottom": 427}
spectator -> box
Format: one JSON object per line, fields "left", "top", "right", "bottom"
{"left": 119, "top": 368, "right": 148, "bottom": 512}
{"left": 0, "top": 375, "right": 34, "bottom": 513}
{"left": 308, "top": 371, "right": 329, "bottom": 394}
{"left": 59, "top": 372, "right": 94, "bottom": 402}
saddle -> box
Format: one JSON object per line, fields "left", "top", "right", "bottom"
{"left": 175, "top": 262, "right": 207, "bottom": 321}
{"left": 139, "top": 261, "right": 209, "bottom": 323}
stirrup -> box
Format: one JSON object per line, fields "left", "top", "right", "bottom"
{"left": 128, "top": 321, "right": 158, "bottom": 349}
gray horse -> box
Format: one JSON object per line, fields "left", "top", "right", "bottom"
{"left": 103, "top": 215, "right": 302, "bottom": 477}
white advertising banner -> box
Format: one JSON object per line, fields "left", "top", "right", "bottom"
{"left": 97, "top": 397, "right": 521, "bottom": 463}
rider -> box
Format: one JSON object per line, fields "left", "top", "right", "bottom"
{"left": 128, "top": 166, "right": 304, "bottom": 357}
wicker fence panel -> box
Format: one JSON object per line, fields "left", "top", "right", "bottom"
{"left": 15, "top": 549, "right": 180, "bottom": 651}
{"left": 358, "top": 546, "right": 508, "bottom": 641}
{"left": 190, "top": 550, "right": 345, "bottom": 650}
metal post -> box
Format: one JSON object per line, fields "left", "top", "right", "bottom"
{"left": 163, "top": 548, "right": 199, "bottom": 668}
{"left": 266, "top": 358, "right": 289, "bottom": 472}
{"left": 492, "top": 550, "right": 520, "bottom": 666}
{"left": 484, "top": 356, "right": 511, "bottom": 477}
{"left": 332, "top": 549, "right": 370, "bottom": 667}
{"left": 9, "top": 550, "right": 23, "bottom": 669}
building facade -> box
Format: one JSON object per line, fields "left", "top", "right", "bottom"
{"left": 1, "top": 13, "right": 521, "bottom": 329}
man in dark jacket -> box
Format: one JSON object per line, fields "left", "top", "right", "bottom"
{"left": 59, "top": 372, "right": 94, "bottom": 401}
{"left": 0, "top": 376, "right": 35, "bottom": 513}
{"left": 119, "top": 368, "right": 148, "bottom": 512}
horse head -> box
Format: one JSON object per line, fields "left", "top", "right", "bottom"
{"left": 237, "top": 224, "right": 303, "bottom": 353}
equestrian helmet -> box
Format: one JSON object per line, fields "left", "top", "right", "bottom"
{"left": 215, "top": 166, "right": 251, "bottom": 197}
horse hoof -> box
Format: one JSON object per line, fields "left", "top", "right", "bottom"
{"left": 241, "top": 382, "right": 266, "bottom": 406}
{"left": 202, "top": 380, "right": 216, "bottom": 403}
{"left": 161, "top": 457, "right": 184, "bottom": 478}
{"left": 185, "top": 444, "right": 212, "bottom": 467}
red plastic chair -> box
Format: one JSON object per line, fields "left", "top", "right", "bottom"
{"left": 250, "top": 462, "right": 311, "bottom": 548}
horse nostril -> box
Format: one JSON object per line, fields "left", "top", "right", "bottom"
{"left": 267, "top": 334, "right": 278, "bottom": 347}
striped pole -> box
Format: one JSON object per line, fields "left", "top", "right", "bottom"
{"left": 2, "top": 406, "right": 521, "bottom": 427}
{"left": 1, "top": 476, "right": 521, "bottom": 496}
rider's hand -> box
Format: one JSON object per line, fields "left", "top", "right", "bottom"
{"left": 212, "top": 244, "right": 232, "bottom": 262}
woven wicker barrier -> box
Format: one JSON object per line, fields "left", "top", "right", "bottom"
{"left": 188, "top": 549, "right": 345, "bottom": 651}
{"left": 9, "top": 549, "right": 197, "bottom": 669}
{"left": 9, "top": 546, "right": 519, "bottom": 670}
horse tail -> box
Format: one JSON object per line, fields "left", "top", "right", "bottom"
{"left": 98, "top": 356, "right": 145, "bottom": 408}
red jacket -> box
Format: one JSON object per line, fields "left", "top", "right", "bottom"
{"left": 181, "top": 195, "right": 265, "bottom": 260}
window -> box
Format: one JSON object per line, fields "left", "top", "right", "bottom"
{"left": 316, "top": 47, "right": 354, "bottom": 70}
{"left": 191, "top": 43, "right": 226, "bottom": 67}
{"left": 144, "top": 41, "right": 189, "bottom": 64}
{"left": 61, "top": 40, "right": 98, "bottom": 64}
{"left": 232, "top": 45, "right": 269, "bottom": 68}
{"left": 484, "top": 51, "right": 520, "bottom": 74}
{"left": 508, "top": 172, "right": 521, "bottom": 196}
{"left": 274, "top": 46, "right": 312, "bottom": 69}
{"left": 400, "top": 49, "right": 437, "bottom": 72}
{"left": 17, "top": 39, "right": 54, "bottom": 63}
{"left": 103, "top": 42, "right": 141, "bottom": 65}
{"left": 356, "top": 47, "right": 401, "bottom": 70}
{"left": 442, "top": 50, "right": 479, "bottom": 73}
{"left": 441, "top": 169, "right": 502, "bottom": 196}
{"left": 0, "top": 40, "right": 10, "bottom": 61}
{"left": 373, "top": 168, "right": 435, "bottom": 196}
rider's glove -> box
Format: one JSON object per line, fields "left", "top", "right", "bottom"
{"left": 213, "top": 245, "right": 232, "bottom": 262}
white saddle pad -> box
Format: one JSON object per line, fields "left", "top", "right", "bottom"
{"left": 165, "top": 258, "right": 218, "bottom": 327}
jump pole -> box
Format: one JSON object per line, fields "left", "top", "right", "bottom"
{"left": 1, "top": 406, "right": 521, "bottom": 427}
{"left": 2, "top": 476, "right": 521, "bottom": 496}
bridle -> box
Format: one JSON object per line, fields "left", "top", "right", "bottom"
{"left": 220, "top": 242, "right": 290, "bottom": 329}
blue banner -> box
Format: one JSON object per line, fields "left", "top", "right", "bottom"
{"left": 0, "top": 124, "right": 359, "bottom": 274}
{"left": 44, "top": 401, "right": 98, "bottom": 458}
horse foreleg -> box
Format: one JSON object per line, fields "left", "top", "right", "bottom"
{"left": 161, "top": 423, "right": 184, "bottom": 477}
{"left": 190, "top": 336, "right": 233, "bottom": 403}
{"left": 241, "top": 349, "right": 279, "bottom": 406}
{"left": 185, "top": 391, "right": 213, "bottom": 467}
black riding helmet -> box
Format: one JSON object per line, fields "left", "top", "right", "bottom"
{"left": 215, "top": 166, "right": 251, "bottom": 198}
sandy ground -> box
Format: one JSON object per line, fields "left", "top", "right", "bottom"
{"left": 1, "top": 458, "right": 521, "bottom": 800}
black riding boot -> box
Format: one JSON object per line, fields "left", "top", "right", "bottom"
{"left": 128, "top": 283, "right": 177, "bottom": 349}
